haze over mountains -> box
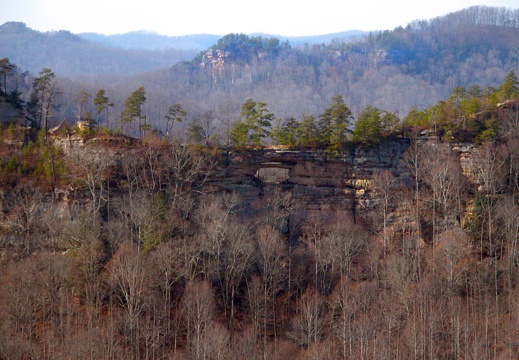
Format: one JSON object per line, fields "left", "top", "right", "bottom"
{"left": 1, "top": 5, "right": 519, "bottom": 131}
{"left": 77, "top": 30, "right": 367, "bottom": 51}
{"left": 0, "top": 21, "right": 367, "bottom": 76}
{"left": 0, "top": 22, "right": 201, "bottom": 77}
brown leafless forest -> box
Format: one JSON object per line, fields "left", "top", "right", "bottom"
{"left": 1, "top": 5, "right": 519, "bottom": 360}
{"left": 0, "top": 109, "right": 518, "bottom": 359}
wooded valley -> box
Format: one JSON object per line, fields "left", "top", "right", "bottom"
{"left": 0, "top": 5, "right": 518, "bottom": 360}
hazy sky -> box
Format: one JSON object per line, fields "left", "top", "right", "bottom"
{"left": 2, "top": 0, "right": 518, "bottom": 36}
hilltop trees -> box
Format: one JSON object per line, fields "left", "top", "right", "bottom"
{"left": 273, "top": 97, "right": 403, "bottom": 150}
{"left": 401, "top": 71, "right": 519, "bottom": 143}
{"left": 73, "top": 88, "right": 92, "bottom": 126}
{"left": 270, "top": 96, "right": 408, "bottom": 153}
{"left": 272, "top": 115, "right": 318, "bottom": 147}
{"left": 0, "top": 58, "right": 25, "bottom": 123}
{"left": 164, "top": 103, "right": 186, "bottom": 138}
{"left": 94, "top": 89, "right": 113, "bottom": 129}
{"left": 296, "top": 115, "right": 320, "bottom": 147}
{"left": 271, "top": 117, "right": 298, "bottom": 146}
{"left": 208, "top": 33, "right": 290, "bottom": 64}
{"left": 122, "top": 86, "right": 146, "bottom": 137}
{"left": 28, "top": 68, "right": 59, "bottom": 135}
{"left": 497, "top": 70, "right": 519, "bottom": 101}
{"left": 353, "top": 106, "right": 383, "bottom": 145}
{"left": 0, "top": 58, "right": 16, "bottom": 95}
{"left": 271, "top": 95, "right": 355, "bottom": 150}
{"left": 318, "top": 95, "right": 352, "bottom": 151}
{"left": 353, "top": 106, "right": 400, "bottom": 145}
{"left": 231, "top": 98, "right": 274, "bottom": 147}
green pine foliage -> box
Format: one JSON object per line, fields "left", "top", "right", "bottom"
{"left": 295, "top": 115, "right": 320, "bottom": 148}
{"left": 271, "top": 117, "right": 300, "bottom": 146}
{"left": 231, "top": 98, "right": 274, "bottom": 148}
{"left": 203, "top": 33, "right": 290, "bottom": 64}
{"left": 402, "top": 71, "right": 517, "bottom": 143}
{"left": 187, "top": 119, "right": 205, "bottom": 144}
{"left": 353, "top": 106, "right": 383, "bottom": 145}
{"left": 498, "top": 70, "right": 519, "bottom": 101}
{"left": 317, "top": 95, "right": 352, "bottom": 151}
{"left": 122, "top": 86, "right": 146, "bottom": 136}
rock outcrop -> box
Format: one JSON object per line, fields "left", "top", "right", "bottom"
{"left": 214, "top": 140, "right": 411, "bottom": 219}
{"left": 50, "top": 134, "right": 492, "bottom": 227}
{"left": 213, "top": 138, "right": 493, "bottom": 226}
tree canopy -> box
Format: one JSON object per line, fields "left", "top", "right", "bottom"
{"left": 231, "top": 98, "right": 274, "bottom": 148}
{"left": 318, "top": 95, "right": 352, "bottom": 150}
{"left": 209, "top": 33, "right": 290, "bottom": 63}
{"left": 122, "top": 86, "right": 146, "bottom": 136}
{"left": 29, "top": 67, "right": 58, "bottom": 134}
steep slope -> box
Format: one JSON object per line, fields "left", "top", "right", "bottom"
{"left": 3, "top": 6, "right": 519, "bottom": 133}
{"left": 0, "top": 22, "right": 198, "bottom": 76}
{"left": 97, "top": 6, "right": 519, "bottom": 130}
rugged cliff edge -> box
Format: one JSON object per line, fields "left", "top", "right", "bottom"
{"left": 48, "top": 135, "right": 490, "bottom": 223}
{"left": 213, "top": 139, "right": 487, "bottom": 216}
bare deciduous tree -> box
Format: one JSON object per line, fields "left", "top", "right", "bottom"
{"left": 4, "top": 186, "right": 43, "bottom": 253}
{"left": 421, "top": 141, "right": 466, "bottom": 237}
{"left": 108, "top": 243, "right": 148, "bottom": 357}
{"left": 181, "top": 279, "right": 217, "bottom": 360}
{"left": 401, "top": 132, "right": 426, "bottom": 241}
{"left": 67, "top": 145, "right": 113, "bottom": 230}
{"left": 254, "top": 225, "right": 288, "bottom": 354}
{"left": 371, "top": 169, "right": 397, "bottom": 258}
{"left": 433, "top": 229, "right": 470, "bottom": 292}
{"left": 288, "top": 289, "right": 328, "bottom": 349}
{"left": 219, "top": 219, "right": 254, "bottom": 330}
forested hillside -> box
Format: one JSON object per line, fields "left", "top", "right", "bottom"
{"left": 166, "top": 6, "right": 519, "bottom": 116}
{"left": 0, "top": 72, "right": 518, "bottom": 358}
{"left": 34, "top": 6, "right": 518, "bottom": 136}
{"left": 0, "top": 5, "right": 519, "bottom": 360}
{"left": 0, "top": 22, "right": 198, "bottom": 77}
{"left": 2, "top": 6, "right": 519, "bottom": 133}
{"left": 0, "top": 22, "right": 364, "bottom": 78}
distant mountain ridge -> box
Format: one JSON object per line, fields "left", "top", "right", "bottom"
{"left": 77, "top": 31, "right": 222, "bottom": 51}
{"left": 77, "top": 30, "right": 368, "bottom": 50}
{"left": 280, "top": 30, "right": 368, "bottom": 46}
{"left": 0, "top": 21, "right": 368, "bottom": 77}
{"left": 0, "top": 22, "right": 199, "bottom": 76}
{"left": 1, "top": 6, "right": 519, "bottom": 130}
{"left": 96, "top": 6, "right": 519, "bottom": 127}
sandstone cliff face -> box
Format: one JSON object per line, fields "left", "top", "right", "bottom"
{"left": 452, "top": 143, "right": 490, "bottom": 191}
{"left": 215, "top": 140, "right": 411, "bottom": 218}
{"left": 50, "top": 135, "right": 489, "bottom": 226}
{"left": 215, "top": 139, "right": 490, "bottom": 224}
